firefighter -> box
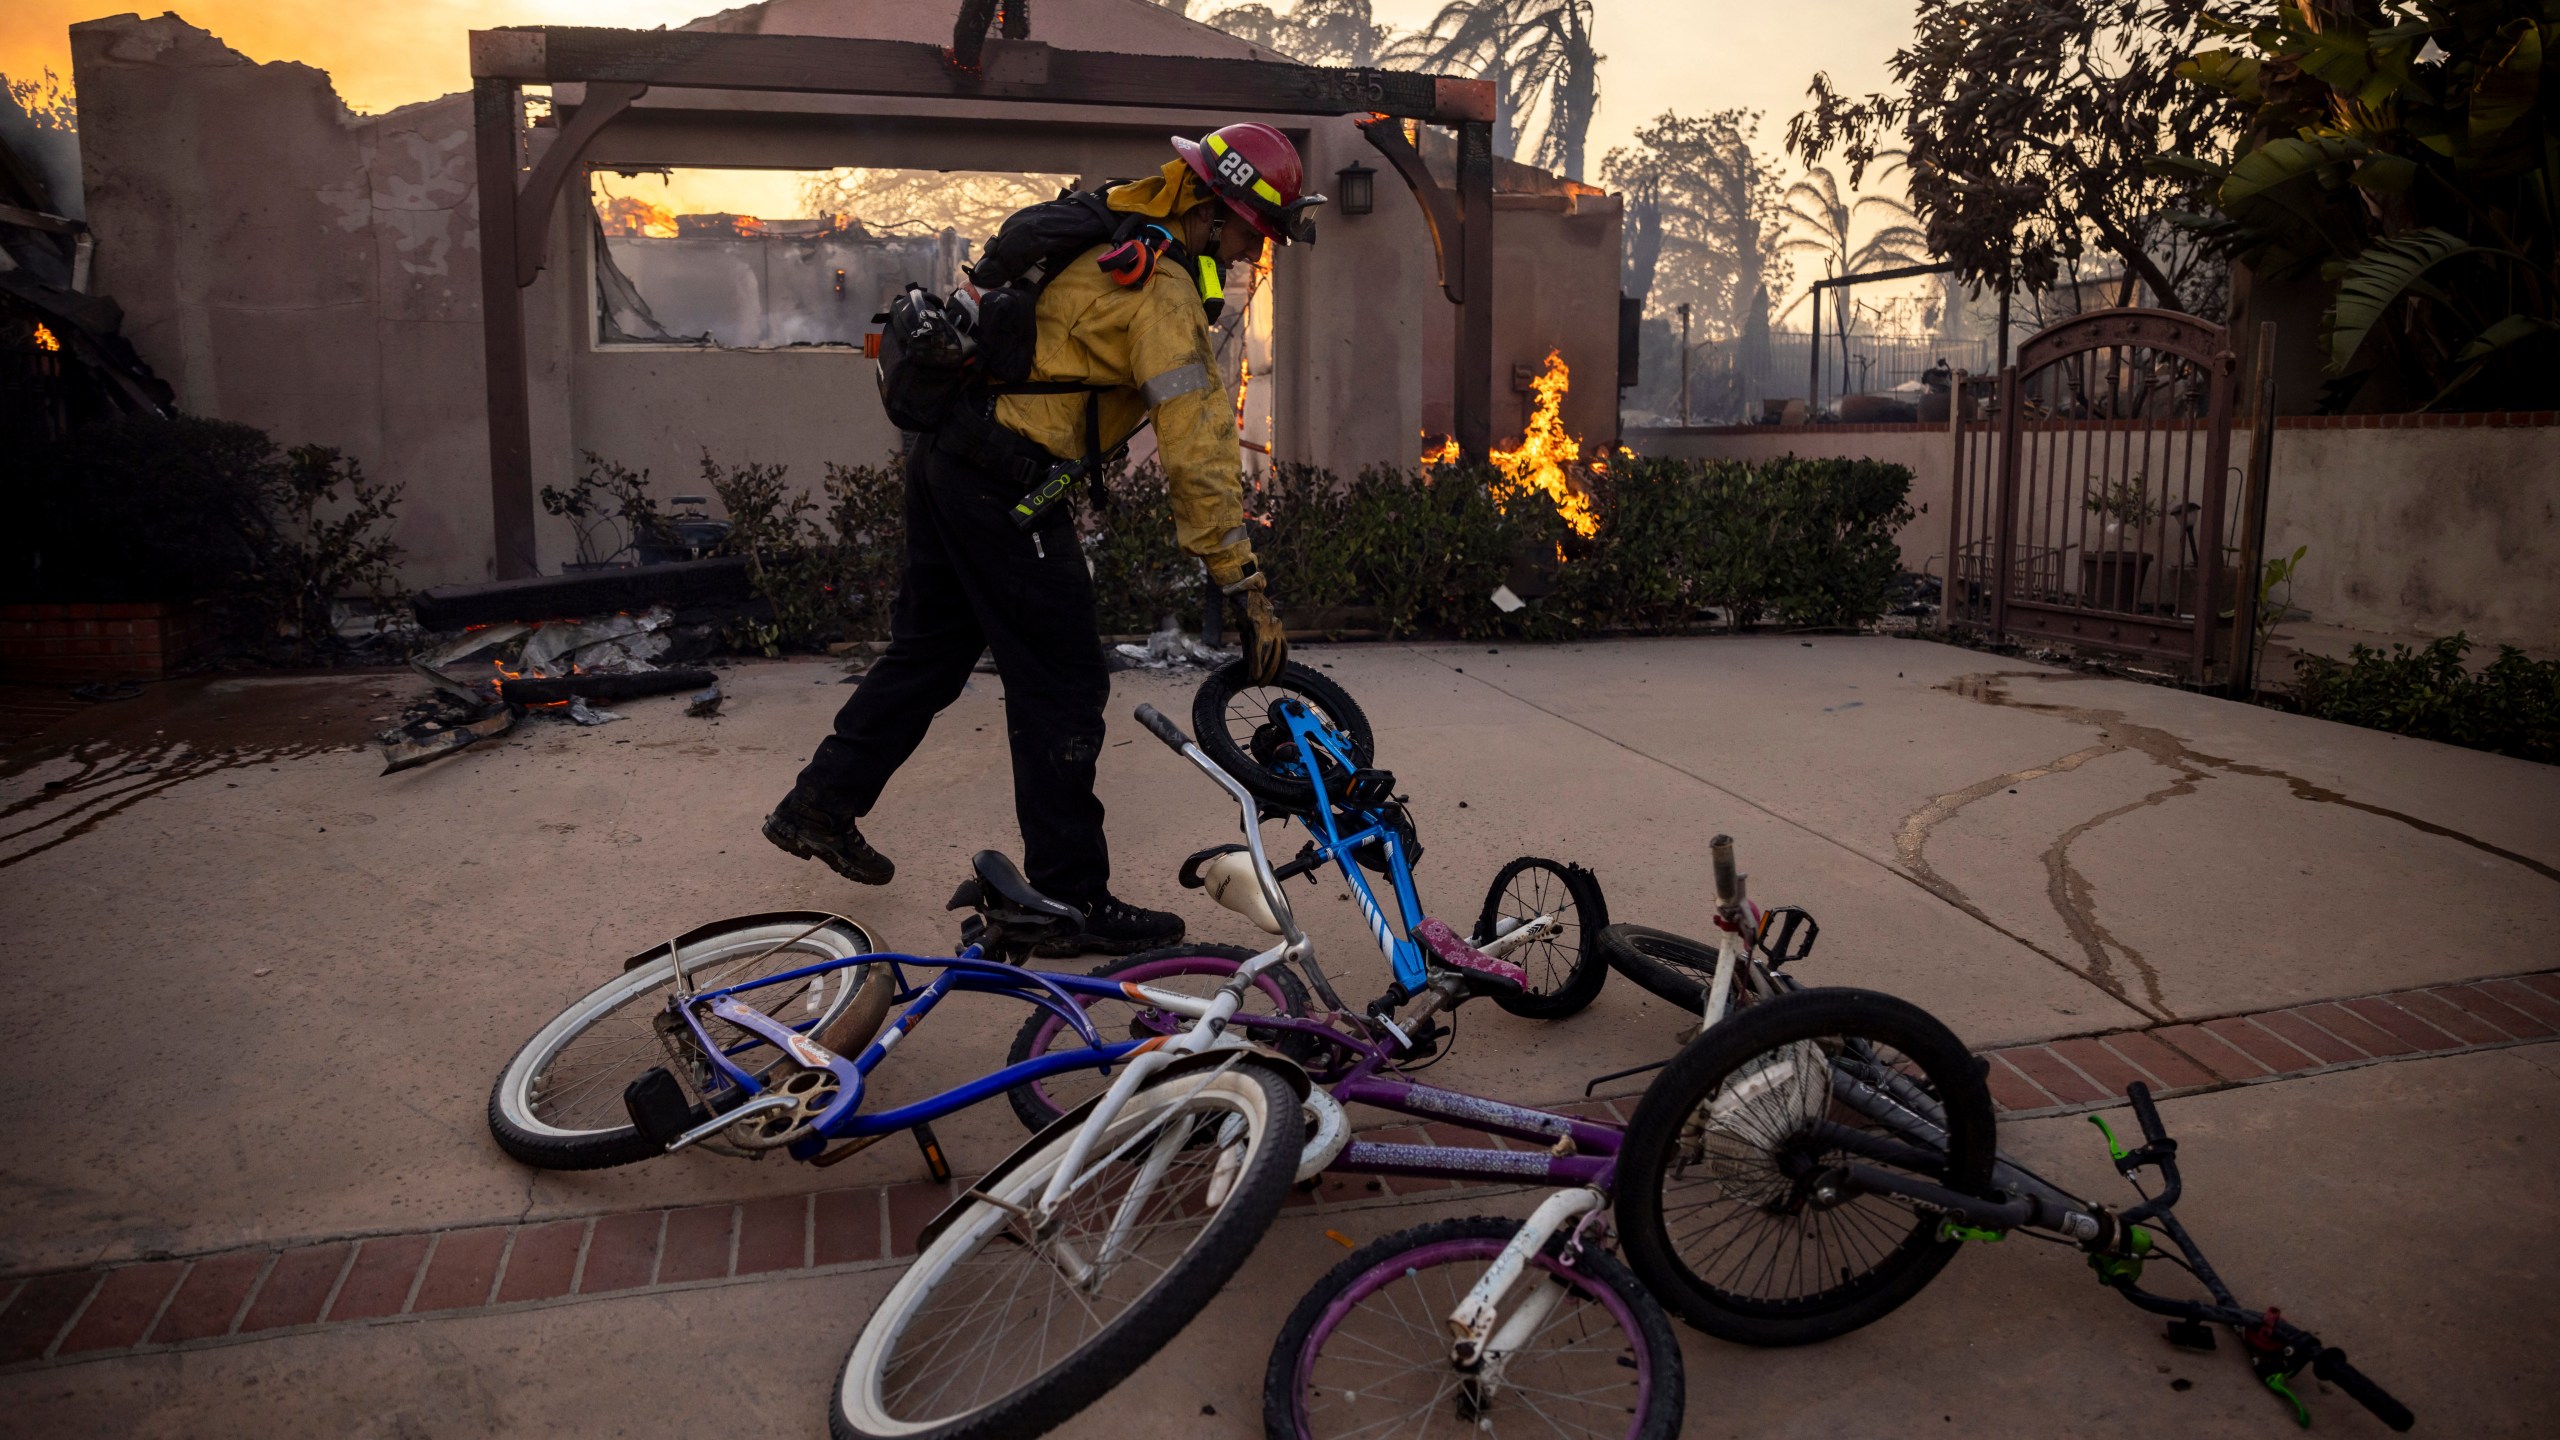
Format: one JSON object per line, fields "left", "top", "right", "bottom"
{"left": 764, "top": 123, "right": 1320, "bottom": 955}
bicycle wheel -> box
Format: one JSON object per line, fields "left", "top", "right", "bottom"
{"left": 1003, "top": 944, "right": 1314, "bottom": 1133}
{"left": 1614, "top": 987, "right": 1997, "bottom": 1347}
{"left": 832, "top": 1058, "right": 1305, "bottom": 1440}
{"left": 488, "top": 914, "right": 882, "bottom": 1170}
{"left": 1264, "top": 1215, "right": 1682, "bottom": 1440}
{"left": 1476, "top": 857, "right": 1609, "bottom": 1019}
{"left": 1599, "top": 924, "right": 1725, "bottom": 1011}
{"left": 1192, "top": 660, "right": 1376, "bottom": 811}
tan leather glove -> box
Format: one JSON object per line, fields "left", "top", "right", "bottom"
{"left": 1224, "top": 574, "right": 1289, "bottom": 685}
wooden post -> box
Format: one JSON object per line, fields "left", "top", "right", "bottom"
{"left": 1806, "top": 283, "right": 1822, "bottom": 417}
{"left": 2226, "top": 322, "right": 2279, "bottom": 695}
{"left": 473, "top": 78, "right": 539, "bottom": 581}
{"left": 1989, "top": 364, "right": 2020, "bottom": 641}
{"left": 1454, "top": 120, "right": 1495, "bottom": 463}
{"left": 1678, "top": 302, "right": 1691, "bottom": 426}
{"left": 1943, "top": 369, "right": 1968, "bottom": 630}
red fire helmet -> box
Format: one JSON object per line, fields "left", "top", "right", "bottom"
{"left": 1170, "top": 123, "right": 1327, "bottom": 244}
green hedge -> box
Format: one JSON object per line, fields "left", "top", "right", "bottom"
{"left": 637, "top": 451, "right": 1916, "bottom": 646}
{"left": 1084, "top": 454, "right": 1915, "bottom": 640}
{"left": 2293, "top": 635, "right": 2559, "bottom": 765}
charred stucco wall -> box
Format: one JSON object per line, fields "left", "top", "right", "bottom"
{"left": 72, "top": 15, "right": 493, "bottom": 585}
{"left": 1628, "top": 422, "right": 2560, "bottom": 652}
{"left": 73, "top": 0, "right": 1625, "bottom": 587}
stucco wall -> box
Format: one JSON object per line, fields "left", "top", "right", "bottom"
{"left": 73, "top": 1, "right": 1624, "bottom": 591}
{"left": 1627, "top": 419, "right": 2560, "bottom": 652}
{"left": 71, "top": 18, "right": 494, "bottom": 586}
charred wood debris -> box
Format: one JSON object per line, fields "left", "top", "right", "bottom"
{"left": 381, "top": 559, "right": 757, "bottom": 774}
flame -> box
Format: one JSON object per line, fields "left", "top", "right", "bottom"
{"left": 1491, "top": 350, "right": 1599, "bottom": 538}
{"left": 1418, "top": 434, "right": 1461, "bottom": 469}
{"left": 30, "top": 323, "right": 60, "bottom": 352}
{"left": 596, "top": 194, "right": 676, "bottom": 238}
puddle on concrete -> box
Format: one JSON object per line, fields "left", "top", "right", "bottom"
{"left": 1899, "top": 671, "right": 2560, "bottom": 1020}
{"left": 0, "top": 672, "right": 388, "bottom": 869}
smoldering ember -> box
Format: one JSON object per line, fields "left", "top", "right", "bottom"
{"left": 0, "top": 0, "right": 2553, "bottom": 1435}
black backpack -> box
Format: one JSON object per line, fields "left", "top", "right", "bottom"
{"left": 870, "top": 185, "right": 1149, "bottom": 432}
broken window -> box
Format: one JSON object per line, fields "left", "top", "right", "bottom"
{"left": 587, "top": 167, "right": 1074, "bottom": 349}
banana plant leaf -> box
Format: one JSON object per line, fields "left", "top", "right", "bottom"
{"left": 2325, "top": 226, "right": 2527, "bottom": 371}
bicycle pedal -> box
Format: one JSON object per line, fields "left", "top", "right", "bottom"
{"left": 2166, "top": 1318, "right": 2218, "bottom": 1352}
{"left": 913, "top": 1121, "right": 952, "bottom": 1183}
{"left": 624, "top": 1067, "right": 698, "bottom": 1151}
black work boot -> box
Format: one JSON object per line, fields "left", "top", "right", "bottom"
{"left": 762, "top": 786, "right": 895, "bottom": 886}
{"left": 1035, "top": 892, "right": 1186, "bottom": 957}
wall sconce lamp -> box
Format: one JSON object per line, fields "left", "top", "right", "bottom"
{"left": 1335, "top": 161, "right": 1375, "bottom": 216}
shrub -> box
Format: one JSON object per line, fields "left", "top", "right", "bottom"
{"left": 5, "top": 414, "right": 404, "bottom": 661}
{"left": 822, "top": 458, "right": 905, "bottom": 641}
{"left": 599, "top": 449, "right": 1917, "bottom": 651}
{"left": 2293, "top": 635, "right": 2559, "bottom": 764}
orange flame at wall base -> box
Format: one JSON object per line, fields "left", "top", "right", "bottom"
{"left": 1493, "top": 350, "right": 1598, "bottom": 538}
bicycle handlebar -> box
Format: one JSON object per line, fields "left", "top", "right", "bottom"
{"left": 2126, "top": 1081, "right": 2167, "bottom": 1146}
{"left": 1133, "top": 703, "right": 1192, "bottom": 753}
{"left": 1709, "top": 834, "right": 1737, "bottom": 906}
{"left": 2313, "top": 1348, "right": 2415, "bottom": 1432}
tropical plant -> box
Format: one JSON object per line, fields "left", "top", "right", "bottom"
{"left": 1773, "top": 161, "right": 1934, "bottom": 369}
{"left": 1379, "top": 0, "right": 1602, "bottom": 179}
{"left": 2163, "top": 0, "right": 2558, "bottom": 409}
{"left": 1602, "top": 109, "right": 1790, "bottom": 336}
{"left": 1197, "top": 0, "right": 1393, "bottom": 65}
{"left": 1790, "top": 0, "right": 2249, "bottom": 316}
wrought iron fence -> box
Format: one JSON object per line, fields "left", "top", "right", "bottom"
{"left": 1673, "top": 332, "right": 1995, "bottom": 424}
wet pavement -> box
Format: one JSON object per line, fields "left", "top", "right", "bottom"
{"left": 1, "top": 636, "right": 2552, "bottom": 1436}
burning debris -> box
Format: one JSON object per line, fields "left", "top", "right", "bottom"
{"left": 1493, "top": 351, "right": 1602, "bottom": 540}
{"left": 378, "top": 605, "right": 718, "bottom": 774}
{"left": 1417, "top": 350, "right": 1603, "bottom": 541}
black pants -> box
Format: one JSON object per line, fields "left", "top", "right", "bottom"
{"left": 794, "top": 442, "right": 1111, "bottom": 900}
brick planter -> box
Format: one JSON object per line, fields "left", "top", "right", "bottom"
{"left": 0, "top": 602, "right": 212, "bottom": 682}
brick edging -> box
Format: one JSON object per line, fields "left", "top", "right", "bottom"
{"left": 1977, "top": 971, "right": 2560, "bottom": 1117}
{"left": 0, "top": 1099, "right": 1624, "bottom": 1374}
{"left": 6, "top": 971, "right": 2554, "bottom": 1373}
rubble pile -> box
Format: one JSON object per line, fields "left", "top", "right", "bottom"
{"left": 378, "top": 606, "right": 722, "bottom": 774}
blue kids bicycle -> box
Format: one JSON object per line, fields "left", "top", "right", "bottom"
{"left": 998, "top": 660, "right": 1610, "bottom": 1130}
{"left": 489, "top": 829, "right": 1316, "bottom": 1440}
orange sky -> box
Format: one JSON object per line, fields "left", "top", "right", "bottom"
{"left": 1, "top": 3, "right": 709, "bottom": 115}
{"left": 5, "top": 2, "right": 1908, "bottom": 175}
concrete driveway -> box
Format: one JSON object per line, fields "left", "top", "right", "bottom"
{"left": 2, "top": 636, "right": 2553, "bottom": 1436}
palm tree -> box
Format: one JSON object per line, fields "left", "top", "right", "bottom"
{"left": 1378, "top": 0, "right": 1600, "bottom": 180}
{"left": 1775, "top": 159, "right": 1931, "bottom": 386}
{"left": 1197, "top": 0, "right": 1390, "bottom": 67}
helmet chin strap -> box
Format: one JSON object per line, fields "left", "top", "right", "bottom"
{"left": 1194, "top": 205, "right": 1228, "bottom": 322}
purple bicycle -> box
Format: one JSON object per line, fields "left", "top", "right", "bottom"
{"left": 1038, "top": 704, "right": 1686, "bottom": 1440}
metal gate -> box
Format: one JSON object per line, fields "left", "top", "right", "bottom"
{"left": 1945, "top": 308, "right": 2241, "bottom": 678}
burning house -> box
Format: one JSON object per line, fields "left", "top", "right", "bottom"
{"left": 63, "top": 0, "right": 1628, "bottom": 589}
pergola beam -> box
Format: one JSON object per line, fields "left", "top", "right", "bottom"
{"left": 467, "top": 25, "right": 1500, "bottom": 578}
{"left": 469, "top": 29, "right": 1495, "bottom": 125}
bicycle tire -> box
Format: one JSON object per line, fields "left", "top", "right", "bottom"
{"left": 1598, "top": 923, "right": 1725, "bottom": 1011}
{"left": 1476, "top": 856, "right": 1609, "bottom": 1019}
{"left": 1002, "top": 944, "right": 1315, "bottom": 1133}
{"left": 832, "top": 1059, "right": 1305, "bottom": 1440}
{"left": 1192, "top": 661, "right": 1376, "bottom": 811}
{"left": 1263, "top": 1215, "right": 1683, "bottom": 1440}
{"left": 487, "top": 915, "right": 879, "bottom": 1170}
{"left": 1614, "top": 986, "right": 1997, "bottom": 1347}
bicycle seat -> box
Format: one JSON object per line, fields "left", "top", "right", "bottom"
{"left": 965, "top": 851, "right": 1085, "bottom": 930}
{"left": 1413, "top": 918, "right": 1525, "bottom": 998}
